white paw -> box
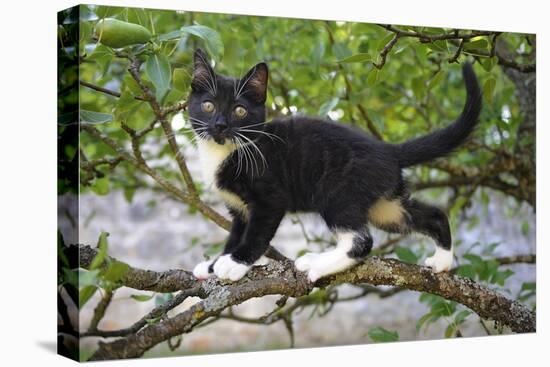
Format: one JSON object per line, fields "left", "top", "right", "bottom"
{"left": 213, "top": 254, "right": 251, "bottom": 281}
{"left": 297, "top": 251, "right": 357, "bottom": 282}
{"left": 294, "top": 252, "right": 320, "bottom": 272}
{"left": 193, "top": 259, "right": 215, "bottom": 280}
{"left": 425, "top": 247, "right": 453, "bottom": 273}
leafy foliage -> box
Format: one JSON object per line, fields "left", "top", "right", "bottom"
{"left": 368, "top": 327, "right": 399, "bottom": 342}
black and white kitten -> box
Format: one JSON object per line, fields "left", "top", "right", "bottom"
{"left": 188, "top": 48, "right": 481, "bottom": 282}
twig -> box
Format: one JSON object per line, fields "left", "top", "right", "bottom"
{"left": 79, "top": 80, "right": 146, "bottom": 101}
{"left": 88, "top": 289, "right": 114, "bottom": 333}
{"left": 495, "top": 254, "right": 536, "bottom": 265}
{"left": 82, "top": 287, "right": 202, "bottom": 338}
{"left": 357, "top": 104, "right": 383, "bottom": 140}
{"left": 448, "top": 39, "right": 465, "bottom": 64}
{"left": 373, "top": 33, "right": 400, "bottom": 69}
{"left": 159, "top": 118, "right": 198, "bottom": 197}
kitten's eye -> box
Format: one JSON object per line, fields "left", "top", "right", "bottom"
{"left": 234, "top": 106, "right": 247, "bottom": 118}
{"left": 201, "top": 101, "right": 215, "bottom": 113}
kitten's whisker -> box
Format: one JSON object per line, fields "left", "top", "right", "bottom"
{"left": 237, "top": 129, "right": 284, "bottom": 143}
{"left": 232, "top": 137, "right": 244, "bottom": 177}
{"left": 235, "top": 133, "right": 257, "bottom": 176}
{"left": 235, "top": 131, "right": 267, "bottom": 176}
{"left": 242, "top": 121, "right": 270, "bottom": 128}
{"left": 189, "top": 117, "right": 210, "bottom": 126}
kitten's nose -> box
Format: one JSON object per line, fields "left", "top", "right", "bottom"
{"left": 214, "top": 120, "right": 228, "bottom": 132}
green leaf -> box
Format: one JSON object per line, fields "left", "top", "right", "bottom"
{"left": 481, "top": 56, "right": 498, "bottom": 72}
{"left": 454, "top": 310, "right": 472, "bottom": 324}
{"left": 463, "top": 254, "right": 485, "bottom": 271}
{"left": 311, "top": 40, "right": 325, "bottom": 70}
{"left": 521, "top": 221, "right": 530, "bottom": 236}
{"left": 490, "top": 269, "right": 514, "bottom": 286}
{"left": 417, "top": 312, "right": 439, "bottom": 332}
{"left": 181, "top": 25, "right": 224, "bottom": 61}
{"left": 80, "top": 110, "right": 113, "bottom": 125}
{"left": 483, "top": 78, "right": 496, "bottom": 104}
{"left": 518, "top": 282, "right": 536, "bottom": 301}
{"left": 455, "top": 264, "right": 476, "bottom": 280}
{"left": 337, "top": 53, "right": 372, "bottom": 64}
{"left": 368, "top": 326, "right": 399, "bottom": 342}
{"left": 431, "top": 301, "right": 456, "bottom": 317}
{"left": 114, "top": 90, "right": 141, "bottom": 122}
{"left": 79, "top": 269, "right": 100, "bottom": 287}
{"left": 394, "top": 247, "right": 418, "bottom": 264}
{"left": 145, "top": 53, "right": 171, "bottom": 101}
{"left": 411, "top": 76, "right": 425, "bottom": 99}
{"left": 123, "top": 187, "right": 137, "bottom": 203}
{"left": 318, "top": 97, "right": 340, "bottom": 117}
{"left": 157, "top": 30, "right": 182, "bottom": 42}
{"left": 464, "top": 39, "right": 489, "bottom": 51}
{"left": 173, "top": 68, "right": 190, "bottom": 92}
{"left": 444, "top": 323, "right": 457, "bottom": 338}
{"left": 332, "top": 42, "right": 352, "bottom": 60}
{"left": 367, "top": 69, "right": 379, "bottom": 87}
{"left": 103, "top": 261, "right": 130, "bottom": 283}
{"left": 95, "top": 5, "right": 124, "bottom": 19}
{"left": 79, "top": 285, "right": 97, "bottom": 307}
{"left": 87, "top": 44, "right": 113, "bottom": 75}
{"left": 122, "top": 74, "right": 143, "bottom": 96}
{"left": 90, "top": 232, "right": 109, "bottom": 269}
{"left": 426, "top": 40, "right": 448, "bottom": 53}
{"left": 419, "top": 293, "right": 444, "bottom": 306}
{"left": 131, "top": 294, "right": 155, "bottom": 302}
{"left": 428, "top": 71, "right": 444, "bottom": 89}
{"left": 127, "top": 8, "right": 149, "bottom": 27}
{"left": 62, "top": 268, "right": 79, "bottom": 288}
{"left": 91, "top": 177, "right": 110, "bottom": 196}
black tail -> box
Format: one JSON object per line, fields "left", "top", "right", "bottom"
{"left": 396, "top": 63, "right": 482, "bottom": 168}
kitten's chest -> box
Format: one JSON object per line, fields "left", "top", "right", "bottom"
{"left": 197, "top": 140, "right": 248, "bottom": 214}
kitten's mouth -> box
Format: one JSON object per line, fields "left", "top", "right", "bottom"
{"left": 213, "top": 136, "right": 226, "bottom": 145}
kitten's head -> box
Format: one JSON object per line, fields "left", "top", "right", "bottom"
{"left": 188, "top": 48, "right": 268, "bottom": 145}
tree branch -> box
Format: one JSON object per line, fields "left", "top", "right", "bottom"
{"left": 78, "top": 245, "right": 535, "bottom": 360}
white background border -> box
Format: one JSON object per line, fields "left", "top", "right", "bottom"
{"left": 0, "top": 0, "right": 545, "bottom": 365}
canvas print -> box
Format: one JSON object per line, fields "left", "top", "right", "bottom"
{"left": 57, "top": 4, "right": 536, "bottom": 362}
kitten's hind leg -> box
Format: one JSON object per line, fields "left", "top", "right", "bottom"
{"left": 404, "top": 199, "right": 453, "bottom": 272}
{"left": 367, "top": 197, "right": 453, "bottom": 272}
{"left": 295, "top": 227, "right": 373, "bottom": 282}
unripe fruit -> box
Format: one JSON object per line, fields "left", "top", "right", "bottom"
{"left": 95, "top": 19, "right": 152, "bottom": 48}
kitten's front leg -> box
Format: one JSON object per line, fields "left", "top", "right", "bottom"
{"left": 193, "top": 210, "right": 247, "bottom": 280}
{"left": 214, "top": 206, "right": 285, "bottom": 281}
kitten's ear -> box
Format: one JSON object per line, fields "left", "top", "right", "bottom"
{"left": 240, "top": 62, "right": 268, "bottom": 103}
{"left": 192, "top": 48, "right": 215, "bottom": 91}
